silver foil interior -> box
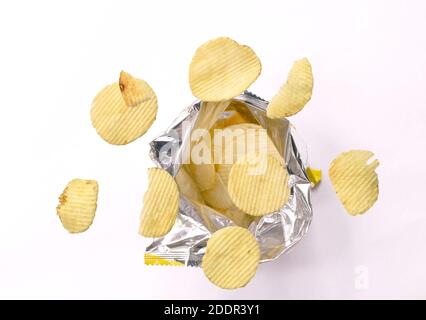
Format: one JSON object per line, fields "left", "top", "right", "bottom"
{"left": 147, "top": 92, "right": 313, "bottom": 266}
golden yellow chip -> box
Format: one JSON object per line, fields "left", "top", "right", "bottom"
{"left": 212, "top": 101, "right": 258, "bottom": 131}
{"left": 221, "top": 207, "right": 253, "bottom": 228}
{"left": 213, "top": 123, "right": 283, "bottom": 166}
{"left": 139, "top": 168, "right": 179, "bottom": 237}
{"left": 228, "top": 153, "right": 290, "bottom": 216}
{"left": 267, "top": 58, "right": 313, "bottom": 119}
{"left": 213, "top": 123, "right": 284, "bottom": 188}
{"left": 91, "top": 71, "right": 158, "bottom": 145}
{"left": 189, "top": 37, "right": 261, "bottom": 101}
{"left": 175, "top": 167, "right": 204, "bottom": 203}
{"left": 183, "top": 101, "right": 224, "bottom": 191}
{"left": 185, "top": 163, "right": 216, "bottom": 192}
{"left": 119, "top": 71, "right": 153, "bottom": 108}
{"left": 201, "top": 174, "right": 234, "bottom": 210}
{"left": 215, "top": 163, "right": 232, "bottom": 186}
{"left": 202, "top": 226, "right": 260, "bottom": 289}
{"left": 329, "top": 150, "right": 379, "bottom": 215}
{"left": 56, "top": 179, "right": 98, "bottom": 233}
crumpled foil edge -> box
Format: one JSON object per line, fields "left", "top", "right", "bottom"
{"left": 145, "top": 91, "right": 313, "bottom": 267}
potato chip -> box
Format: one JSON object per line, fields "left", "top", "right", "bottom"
{"left": 56, "top": 179, "right": 98, "bottom": 233}
{"left": 139, "top": 168, "right": 179, "bottom": 237}
{"left": 215, "top": 163, "right": 232, "bottom": 186}
{"left": 189, "top": 37, "right": 261, "bottom": 101}
{"left": 201, "top": 174, "right": 234, "bottom": 210}
{"left": 194, "top": 101, "right": 231, "bottom": 132}
{"left": 228, "top": 153, "right": 290, "bottom": 216}
{"left": 175, "top": 166, "right": 204, "bottom": 203}
{"left": 202, "top": 226, "right": 260, "bottom": 289}
{"left": 212, "top": 101, "right": 258, "bottom": 130}
{"left": 267, "top": 58, "right": 313, "bottom": 119}
{"left": 185, "top": 163, "right": 216, "bottom": 192}
{"left": 91, "top": 72, "right": 157, "bottom": 145}
{"left": 220, "top": 207, "right": 253, "bottom": 228}
{"left": 119, "top": 71, "right": 153, "bottom": 108}
{"left": 329, "top": 150, "right": 379, "bottom": 215}
{"left": 213, "top": 123, "right": 278, "bottom": 162}
{"left": 183, "top": 102, "right": 226, "bottom": 191}
{"left": 213, "top": 123, "right": 284, "bottom": 186}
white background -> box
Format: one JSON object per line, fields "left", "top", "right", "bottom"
{"left": 0, "top": 0, "right": 425, "bottom": 299}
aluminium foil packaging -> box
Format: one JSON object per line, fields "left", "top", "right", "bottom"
{"left": 145, "top": 92, "right": 313, "bottom": 267}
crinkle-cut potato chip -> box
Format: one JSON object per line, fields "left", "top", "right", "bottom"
{"left": 119, "top": 71, "right": 153, "bottom": 108}
{"left": 139, "top": 168, "right": 179, "bottom": 237}
{"left": 213, "top": 123, "right": 283, "bottom": 166}
{"left": 213, "top": 123, "right": 284, "bottom": 186}
{"left": 329, "top": 150, "right": 379, "bottom": 216}
{"left": 189, "top": 37, "right": 261, "bottom": 101}
{"left": 202, "top": 226, "right": 260, "bottom": 289}
{"left": 91, "top": 71, "right": 157, "bottom": 145}
{"left": 175, "top": 167, "right": 204, "bottom": 203}
{"left": 228, "top": 153, "right": 290, "bottom": 216}
{"left": 201, "top": 174, "right": 234, "bottom": 210}
{"left": 267, "top": 58, "right": 313, "bottom": 119}
{"left": 56, "top": 179, "right": 98, "bottom": 233}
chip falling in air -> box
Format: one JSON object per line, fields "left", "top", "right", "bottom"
{"left": 56, "top": 179, "right": 99, "bottom": 233}
{"left": 228, "top": 153, "right": 290, "bottom": 217}
{"left": 189, "top": 37, "right": 261, "bottom": 101}
{"left": 139, "top": 168, "right": 180, "bottom": 237}
{"left": 329, "top": 150, "right": 379, "bottom": 215}
{"left": 91, "top": 71, "right": 158, "bottom": 145}
{"left": 202, "top": 226, "right": 260, "bottom": 289}
{"left": 266, "top": 58, "right": 313, "bottom": 119}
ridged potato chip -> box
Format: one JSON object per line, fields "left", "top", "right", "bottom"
{"left": 91, "top": 71, "right": 157, "bottom": 145}
{"left": 214, "top": 123, "right": 283, "bottom": 164}
{"left": 213, "top": 123, "right": 284, "bottom": 186}
{"left": 329, "top": 150, "right": 379, "bottom": 215}
{"left": 175, "top": 167, "right": 204, "bottom": 203}
{"left": 189, "top": 37, "right": 261, "bottom": 101}
{"left": 228, "top": 153, "right": 290, "bottom": 216}
{"left": 139, "top": 168, "right": 179, "bottom": 237}
{"left": 119, "top": 71, "right": 153, "bottom": 108}
{"left": 56, "top": 179, "right": 98, "bottom": 233}
{"left": 201, "top": 174, "right": 234, "bottom": 210}
{"left": 202, "top": 226, "right": 260, "bottom": 289}
{"left": 267, "top": 58, "right": 313, "bottom": 119}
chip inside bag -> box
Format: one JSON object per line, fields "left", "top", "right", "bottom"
{"left": 144, "top": 92, "right": 313, "bottom": 272}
